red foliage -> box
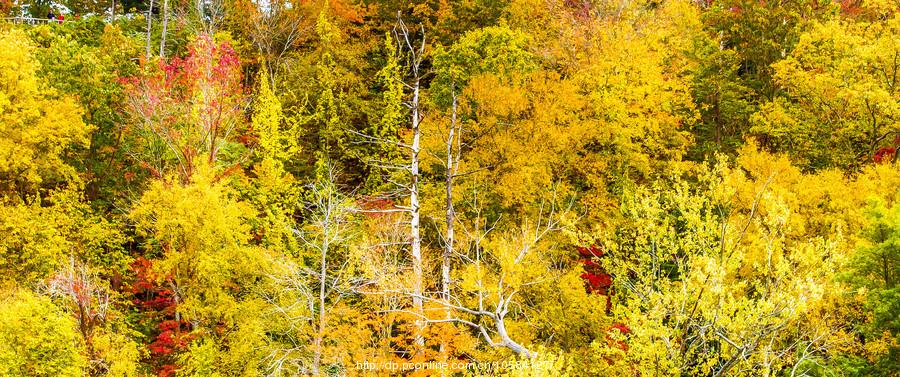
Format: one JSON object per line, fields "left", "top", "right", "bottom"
{"left": 874, "top": 147, "right": 896, "bottom": 164}
{"left": 120, "top": 34, "right": 244, "bottom": 181}
{"left": 129, "top": 257, "right": 176, "bottom": 312}
{"left": 577, "top": 244, "right": 604, "bottom": 258}
{"left": 577, "top": 244, "right": 632, "bottom": 360}
{"left": 839, "top": 0, "right": 863, "bottom": 16}
{"left": 236, "top": 133, "right": 257, "bottom": 147}
{"left": 149, "top": 320, "right": 193, "bottom": 357}
{"left": 577, "top": 244, "right": 614, "bottom": 304}
{"left": 0, "top": 0, "right": 12, "bottom": 15}
{"left": 606, "top": 323, "right": 631, "bottom": 351}
{"left": 126, "top": 257, "right": 191, "bottom": 377}
{"left": 608, "top": 323, "right": 631, "bottom": 334}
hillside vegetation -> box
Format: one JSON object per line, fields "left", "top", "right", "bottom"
{"left": 0, "top": 0, "right": 899, "bottom": 376}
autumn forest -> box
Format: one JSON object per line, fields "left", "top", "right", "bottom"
{"left": 0, "top": 0, "right": 899, "bottom": 375}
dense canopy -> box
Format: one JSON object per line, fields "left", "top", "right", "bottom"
{"left": 0, "top": 0, "right": 899, "bottom": 376}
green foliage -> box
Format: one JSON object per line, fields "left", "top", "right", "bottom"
{"left": 856, "top": 199, "right": 900, "bottom": 290}
{"left": 373, "top": 32, "right": 405, "bottom": 141}
{"left": 431, "top": 24, "right": 536, "bottom": 107}
{"left": 27, "top": 21, "right": 142, "bottom": 205}
{"left": 688, "top": 35, "right": 754, "bottom": 158}
{"left": 843, "top": 198, "right": 900, "bottom": 374}
{"left": 690, "top": 0, "right": 838, "bottom": 158}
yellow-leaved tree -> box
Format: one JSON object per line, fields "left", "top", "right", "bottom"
{"left": 130, "top": 166, "right": 273, "bottom": 375}
{"left": 0, "top": 28, "right": 140, "bottom": 377}
{"left": 594, "top": 147, "right": 859, "bottom": 376}
{"left": 0, "top": 28, "right": 90, "bottom": 197}
{"left": 0, "top": 289, "right": 86, "bottom": 377}
{"left": 751, "top": 14, "right": 900, "bottom": 170}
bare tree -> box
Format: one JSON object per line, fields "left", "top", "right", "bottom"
{"left": 392, "top": 193, "right": 570, "bottom": 358}
{"left": 441, "top": 90, "right": 461, "bottom": 302}
{"left": 264, "top": 166, "right": 362, "bottom": 376}
{"left": 396, "top": 14, "right": 427, "bottom": 352}
{"left": 347, "top": 13, "right": 429, "bottom": 353}
{"left": 173, "top": 0, "right": 225, "bottom": 37}
{"left": 260, "top": 261, "right": 315, "bottom": 377}
{"left": 249, "top": 0, "right": 308, "bottom": 85}
{"left": 45, "top": 256, "right": 112, "bottom": 373}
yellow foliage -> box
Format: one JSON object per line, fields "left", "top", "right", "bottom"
{"left": 0, "top": 288, "right": 87, "bottom": 376}
{"left": 0, "top": 188, "right": 127, "bottom": 286}
{"left": 131, "top": 169, "right": 271, "bottom": 325}
{"left": 0, "top": 29, "right": 90, "bottom": 196}
{"left": 597, "top": 149, "right": 848, "bottom": 375}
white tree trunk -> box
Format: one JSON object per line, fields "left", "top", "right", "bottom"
{"left": 496, "top": 315, "right": 532, "bottom": 358}
{"left": 410, "top": 77, "right": 424, "bottom": 351}
{"left": 145, "top": 0, "right": 153, "bottom": 60}
{"left": 159, "top": 0, "right": 168, "bottom": 58}
{"left": 442, "top": 93, "right": 457, "bottom": 301}
{"left": 312, "top": 214, "right": 328, "bottom": 376}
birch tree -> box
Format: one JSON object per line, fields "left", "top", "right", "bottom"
{"left": 159, "top": 0, "right": 168, "bottom": 58}
{"left": 350, "top": 13, "right": 429, "bottom": 353}
{"left": 145, "top": 0, "right": 153, "bottom": 60}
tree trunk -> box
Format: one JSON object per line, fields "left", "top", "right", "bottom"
{"left": 312, "top": 228, "right": 328, "bottom": 375}
{"left": 145, "top": 0, "right": 153, "bottom": 60}
{"left": 442, "top": 93, "right": 457, "bottom": 302}
{"left": 159, "top": 0, "right": 168, "bottom": 58}
{"left": 496, "top": 316, "right": 533, "bottom": 358}
{"left": 438, "top": 92, "right": 459, "bottom": 369}
{"left": 410, "top": 77, "right": 425, "bottom": 352}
